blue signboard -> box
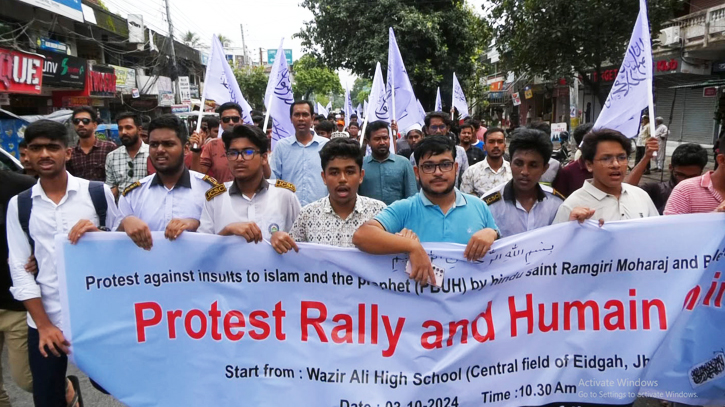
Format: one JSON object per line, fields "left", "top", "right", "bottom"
{"left": 17, "top": 0, "right": 83, "bottom": 22}
{"left": 267, "top": 49, "right": 293, "bottom": 66}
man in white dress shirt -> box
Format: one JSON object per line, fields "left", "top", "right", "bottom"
{"left": 6, "top": 120, "right": 121, "bottom": 406}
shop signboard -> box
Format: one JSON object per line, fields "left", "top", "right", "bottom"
{"left": 0, "top": 48, "right": 43, "bottom": 95}
{"left": 40, "top": 50, "right": 86, "bottom": 89}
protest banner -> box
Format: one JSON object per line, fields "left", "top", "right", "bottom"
{"left": 58, "top": 214, "right": 725, "bottom": 407}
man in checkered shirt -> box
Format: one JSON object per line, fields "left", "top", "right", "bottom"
{"left": 105, "top": 112, "right": 149, "bottom": 198}
{"left": 66, "top": 106, "right": 116, "bottom": 181}
{"left": 272, "top": 138, "right": 387, "bottom": 252}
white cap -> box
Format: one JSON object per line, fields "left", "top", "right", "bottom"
{"left": 404, "top": 123, "right": 423, "bottom": 135}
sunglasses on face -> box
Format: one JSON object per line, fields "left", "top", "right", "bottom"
{"left": 73, "top": 118, "right": 92, "bottom": 125}
{"left": 221, "top": 116, "right": 242, "bottom": 124}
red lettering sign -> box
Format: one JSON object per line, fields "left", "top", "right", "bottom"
{"left": 655, "top": 58, "right": 678, "bottom": 73}
{"left": 0, "top": 48, "right": 44, "bottom": 95}
{"left": 88, "top": 67, "right": 116, "bottom": 97}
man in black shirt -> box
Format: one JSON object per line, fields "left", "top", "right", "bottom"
{"left": 0, "top": 170, "right": 36, "bottom": 402}
{"left": 640, "top": 143, "right": 708, "bottom": 214}
{"left": 459, "top": 121, "right": 486, "bottom": 166}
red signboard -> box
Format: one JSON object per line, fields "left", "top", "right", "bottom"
{"left": 703, "top": 87, "right": 718, "bottom": 98}
{"left": 0, "top": 48, "right": 44, "bottom": 95}
{"left": 87, "top": 64, "right": 116, "bottom": 97}
{"left": 590, "top": 58, "right": 680, "bottom": 83}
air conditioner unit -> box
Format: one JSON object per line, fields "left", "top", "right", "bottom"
{"left": 659, "top": 26, "right": 681, "bottom": 47}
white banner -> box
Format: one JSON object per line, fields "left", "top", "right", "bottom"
{"left": 58, "top": 215, "right": 725, "bottom": 407}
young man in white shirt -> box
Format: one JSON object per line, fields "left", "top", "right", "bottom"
{"left": 554, "top": 128, "right": 659, "bottom": 224}
{"left": 6, "top": 120, "right": 121, "bottom": 407}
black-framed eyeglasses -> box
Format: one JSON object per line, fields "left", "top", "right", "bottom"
{"left": 226, "top": 148, "right": 260, "bottom": 161}
{"left": 221, "top": 116, "right": 242, "bottom": 124}
{"left": 127, "top": 161, "right": 134, "bottom": 177}
{"left": 73, "top": 118, "right": 92, "bottom": 125}
{"left": 420, "top": 161, "right": 455, "bottom": 174}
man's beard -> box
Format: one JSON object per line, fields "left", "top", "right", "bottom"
{"left": 154, "top": 156, "right": 185, "bottom": 175}
{"left": 121, "top": 134, "right": 139, "bottom": 147}
{"left": 421, "top": 179, "right": 455, "bottom": 198}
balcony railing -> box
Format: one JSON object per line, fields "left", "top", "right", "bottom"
{"left": 660, "top": 3, "right": 725, "bottom": 48}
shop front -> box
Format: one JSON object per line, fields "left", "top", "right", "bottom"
{"left": 53, "top": 63, "right": 117, "bottom": 123}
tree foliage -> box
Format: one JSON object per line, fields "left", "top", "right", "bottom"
{"left": 216, "top": 34, "right": 232, "bottom": 47}
{"left": 486, "top": 0, "right": 685, "bottom": 106}
{"left": 296, "top": 0, "right": 489, "bottom": 108}
{"left": 292, "top": 54, "right": 343, "bottom": 100}
{"left": 182, "top": 31, "right": 200, "bottom": 48}
{"left": 351, "top": 78, "right": 372, "bottom": 105}
{"left": 234, "top": 66, "right": 268, "bottom": 110}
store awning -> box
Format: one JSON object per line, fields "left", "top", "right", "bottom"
{"left": 668, "top": 79, "right": 725, "bottom": 89}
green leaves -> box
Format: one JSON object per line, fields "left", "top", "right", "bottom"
{"left": 295, "top": 0, "right": 490, "bottom": 108}
{"left": 234, "top": 67, "right": 268, "bottom": 111}
{"left": 292, "top": 54, "right": 343, "bottom": 99}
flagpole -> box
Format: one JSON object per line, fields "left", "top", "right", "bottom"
{"left": 192, "top": 96, "right": 207, "bottom": 150}
{"left": 262, "top": 98, "right": 272, "bottom": 134}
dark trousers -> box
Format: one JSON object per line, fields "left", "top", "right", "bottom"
{"left": 28, "top": 327, "right": 67, "bottom": 407}
{"left": 635, "top": 146, "right": 650, "bottom": 170}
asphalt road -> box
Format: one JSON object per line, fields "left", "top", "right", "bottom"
{"left": 1, "top": 348, "right": 125, "bottom": 407}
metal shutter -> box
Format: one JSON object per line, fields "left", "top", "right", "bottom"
{"left": 657, "top": 88, "right": 716, "bottom": 144}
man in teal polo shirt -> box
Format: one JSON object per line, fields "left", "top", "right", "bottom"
{"left": 353, "top": 135, "right": 500, "bottom": 286}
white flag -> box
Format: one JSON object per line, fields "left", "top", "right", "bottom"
{"left": 201, "top": 35, "right": 253, "bottom": 124}
{"left": 452, "top": 73, "right": 469, "bottom": 119}
{"left": 435, "top": 87, "right": 442, "bottom": 112}
{"left": 594, "top": 0, "right": 654, "bottom": 138}
{"left": 317, "top": 102, "right": 329, "bottom": 117}
{"left": 416, "top": 99, "right": 427, "bottom": 126}
{"left": 344, "top": 84, "right": 354, "bottom": 128}
{"left": 367, "top": 62, "right": 390, "bottom": 123}
{"left": 355, "top": 103, "right": 362, "bottom": 117}
{"left": 363, "top": 100, "right": 368, "bottom": 119}
{"left": 326, "top": 101, "right": 332, "bottom": 112}
{"left": 386, "top": 27, "right": 419, "bottom": 131}
{"left": 264, "top": 38, "right": 296, "bottom": 148}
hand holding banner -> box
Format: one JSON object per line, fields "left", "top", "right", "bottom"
{"left": 58, "top": 215, "right": 725, "bottom": 407}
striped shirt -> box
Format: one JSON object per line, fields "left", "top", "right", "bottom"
{"left": 664, "top": 171, "right": 723, "bottom": 215}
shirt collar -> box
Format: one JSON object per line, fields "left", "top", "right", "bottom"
{"left": 701, "top": 171, "right": 715, "bottom": 189}
{"left": 322, "top": 195, "right": 363, "bottom": 215}
{"left": 503, "top": 179, "right": 546, "bottom": 204}
{"left": 420, "top": 188, "right": 467, "bottom": 208}
{"left": 229, "top": 178, "right": 269, "bottom": 196}
{"left": 582, "top": 179, "right": 630, "bottom": 201}
{"left": 364, "top": 154, "right": 393, "bottom": 163}
{"left": 31, "top": 172, "right": 80, "bottom": 198}
{"left": 149, "top": 167, "right": 192, "bottom": 189}
{"left": 292, "top": 134, "right": 324, "bottom": 147}
{"left": 482, "top": 158, "right": 509, "bottom": 172}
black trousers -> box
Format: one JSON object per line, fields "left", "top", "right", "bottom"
{"left": 635, "top": 146, "right": 650, "bottom": 170}
{"left": 28, "top": 327, "right": 67, "bottom": 407}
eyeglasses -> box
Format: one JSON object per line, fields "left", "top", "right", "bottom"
{"left": 226, "top": 148, "right": 260, "bottom": 161}
{"left": 73, "top": 118, "right": 92, "bottom": 125}
{"left": 596, "top": 155, "right": 628, "bottom": 166}
{"left": 420, "top": 161, "right": 455, "bottom": 174}
{"left": 221, "top": 116, "right": 242, "bottom": 124}
{"left": 127, "top": 161, "right": 134, "bottom": 177}
{"left": 429, "top": 125, "right": 447, "bottom": 132}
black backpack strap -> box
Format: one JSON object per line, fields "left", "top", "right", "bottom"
{"left": 88, "top": 181, "right": 108, "bottom": 229}
{"left": 16, "top": 188, "right": 34, "bottom": 252}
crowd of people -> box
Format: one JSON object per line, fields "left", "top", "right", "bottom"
{"left": 1, "top": 99, "right": 724, "bottom": 406}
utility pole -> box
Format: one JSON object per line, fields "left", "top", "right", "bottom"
{"left": 240, "top": 24, "right": 247, "bottom": 68}
{"left": 259, "top": 48, "right": 264, "bottom": 66}
{"left": 163, "top": 0, "right": 180, "bottom": 103}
